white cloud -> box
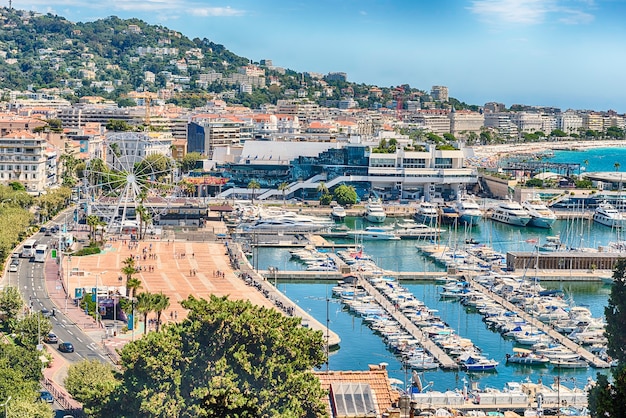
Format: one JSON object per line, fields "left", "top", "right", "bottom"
{"left": 469, "top": 0, "right": 594, "bottom": 25}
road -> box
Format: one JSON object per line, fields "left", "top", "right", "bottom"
{"left": 8, "top": 211, "right": 112, "bottom": 359}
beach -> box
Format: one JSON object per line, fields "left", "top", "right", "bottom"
{"left": 468, "top": 139, "right": 626, "bottom": 168}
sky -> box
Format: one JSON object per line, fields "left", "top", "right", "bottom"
{"left": 15, "top": 0, "right": 626, "bottom": 113}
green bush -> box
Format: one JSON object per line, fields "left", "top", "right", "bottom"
{"left": 72, "top": 246, "right": 101, "bottom": 256}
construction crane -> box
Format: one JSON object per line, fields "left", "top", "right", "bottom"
{"left": 393, "top": 86, "right": 404, "bottom": 121}
{"left": 126, "top": 91, "right": 158, "bottom": 126}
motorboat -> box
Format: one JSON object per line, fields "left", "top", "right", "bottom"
{"left": 522, "top": 195, "right": 557, "bottom": 228}
{"left": 536, "top": 235, "right": 566, "bottom": 252}
{"left": 454, "top": 194, "right": 483, "bottom": 225}
{"left": 505, "top": 348, "right": 549, "bottom": 366}
{"left": 462, "top": 356, "right": 499, "bottom": 371}
{"left": 489, "top": 200, "right": 532, "bottom": 227}
{"left": 414, "top": 202, "right": 439, "bottom": 225}
{"left": 364, "top": 198, "right": 386, "bottom": 223}
{"left": 550, "top": 358, "right": 588, "bottom": 369}
{"left": 330, "top": 205, "right": 347, "bottom": 221}
{"left": 394, "top": 220, "right": 443, "bottom": 239}
{"left": 593, "top": 201, "right": 626, "bottom": 228}
{"left": 347, "top": 226, "right": 400, "bottom": 240}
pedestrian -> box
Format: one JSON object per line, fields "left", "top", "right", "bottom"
{"left": 174, "top": 311, "right": 178, "bottom": 319}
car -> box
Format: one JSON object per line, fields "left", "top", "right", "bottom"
{"left": 8, "top": 264, "right": 17, "bottom": 272}
{"left": 11, "top": 252, "right": 19, "bottom": 259}
{"left": 41, "top": 308, "right": 53, "bottom": 318}
{"left": 39, "top": 390, "right": 54, "bottom": 403}
{"left": 58, "top": 342, "right": 74, "bottom": 353}
{"left": 44, "top": 332, "right": 58, "bottom": 343}
{"left": 10, "top": 258, "right": 18, "bottom": 266}
{"left": 39, "top": 226, "right": 47, "bottom": 233}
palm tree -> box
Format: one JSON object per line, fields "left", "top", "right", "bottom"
{"left": 121, "top": 257, "right": 136, "bottom": 297}
{"left": 247, "top": 180, "right": 260, "bottom": 204}
{"left": 278, "top": 182, "right": 289, "bottom": 207}
{"left": 317, "top": 181, "right": 328, "bottom": 197}
{"left": 136, "top": 292, "right": 155, "bottom": 335}
{"left": 126, "top": 277, "right": 142, "bottom": 299}
{"left": 86, "top": 215, "right": 100, "bottom": 241}
{"left": 152, "top": 292, "right": 171, "bottom": 332}
{"left": 615, "top": 162, "right": 621, "bottom": 172}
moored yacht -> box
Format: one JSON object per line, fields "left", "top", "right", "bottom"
{"left": 364, "top": 198, "right": 387, "bottom": 223}
{"left": 593, "top": 201, "right": 626, "bottom": 228}
{"left": 347, "top": 226, "right": 400, "bottom": 240}
{"left": 330, "top": 205, "right": 347, "bottom": 221}
{"left": 489, "top": 200, "right": 532, "bottom": 227}
{"left": 414, "top": 202, "right": 439, "bottom": 225}
{"left": 454, "top": 194, "right": 483, "bottom": 225}
{"left": 522, "top": 194, "right": 557, "bottom": 228}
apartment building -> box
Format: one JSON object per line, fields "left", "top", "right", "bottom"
{"left": 0, "top": 130, "right": 56, "bottom": 193}
{"left": 104, "top": 131, "right": 174, "bottom": 171}
{"left": 483, "top": 113, "right": 519, "bottom": 139}
{"left": 430, "top": 85, "right": 449, "bottom": 102}
{"left": 509, "top": 112, "right": 544, "bottom": 133}
{"left": 582, "top": 112, "right": 604, "bottom": 132}
{"left": 409, "top": 110, "right": 451, "bottom": 135}
{"left": 449, "top": 109, "right": 484, "bottom": 136}
{"left": 0, "top": 116, "right": 47, "bottom": 136}
{"left": 556, "top": 110, "right": 583, "bottom": 134}
{"left": 58, "top": 105, "right": 144, "bottom": 129}
{"left": 188, "top": 114, "right": 253, "bottom": 158}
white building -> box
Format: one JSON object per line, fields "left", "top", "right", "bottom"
{"left": 449, "top": 109, "right": 484, "bottom": 137}
{"left": 0, "top": 130, "right": 56, "bottom": 193}
{"left": 556, "top": 110, "right": 583, "bottom": 135}
{"left": 104, "top": 131, "right": 173, "bottom": 170}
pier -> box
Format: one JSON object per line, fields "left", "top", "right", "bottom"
{"left": 354, "top": 275, "right": 459, "bottom": 370}
{"left": 467, "top": 278, "right": 610, "bottom": 368}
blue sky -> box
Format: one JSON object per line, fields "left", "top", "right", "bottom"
{"left": 19, "top": 0, "right": 626, "bottom": 112}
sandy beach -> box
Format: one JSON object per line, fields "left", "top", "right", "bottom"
{"left": 468, "top": 139, "right": 626, "bottom": 168}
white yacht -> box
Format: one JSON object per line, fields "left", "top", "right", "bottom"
{"left": 593, "top": 201, "right": 626, "bottom": 228}
{"left": 240, "top": 210, "right": 333, "bottom": 232}
{"left": 522, "top": 194, "right": 557, "bottom": 228}
{"left": 330, "top": 205, "right": 347, "bottom": 221}
{"left": 394, "top": 220, "right": 443, "bottom": 239}
{"left": 414, "top": 202, "right": 439, "bottom": 225}
{"left": 347, "top": 226, "right": 399, "bottom": 240}
{"left": 454, "top": 194, "right": 483, "bottom": 225}
{"left": 490, "top": 200, "right": 532, "bottom": 227}
{"left": 364, "top": 198, "right": 386, "bottom": 223}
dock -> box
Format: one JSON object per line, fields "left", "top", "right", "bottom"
{"left": 468, "top": 278, "right": 610, "bottom": 368}
{"left": 354, "top": 275, "right": 459, "bottom": 370}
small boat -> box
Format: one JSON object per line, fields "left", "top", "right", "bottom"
{"left": 330, "top": 205, "right": 347, "bottom": 221}
{"left": 414, "top": 202, "right": 439, "bottom": 225}
{"left": 462, "top": 356, "right": 499, "bottom": 372}
{"left": 536, "top": 234, "right": 566, "bottom": 252}
{"left": 505, "top": 348, "right": 549, "bottom": 366}
{"left": 551, "top": 358, "right": 588, "bottom": 369}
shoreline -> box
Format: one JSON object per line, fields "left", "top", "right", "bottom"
{"left": 471, "top": 139, "right": 626, "bottom": 159}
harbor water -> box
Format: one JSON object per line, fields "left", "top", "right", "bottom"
{"left": 253, "top": 148, "right": 624, "bottom": 391}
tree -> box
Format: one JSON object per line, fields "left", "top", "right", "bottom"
{"left": 86, "top": 215, "right": 100, "bottom": 241}
{"left": 152, "top": 292, "right": 170, "bottom": 332}
{"left": 333, "top": 185, "right": 358, "bottom": 206}
{"left": 136, "top": 292, "right": 155, "bottom": 335}
{"left": 316, "top": 181, "right": 328, "bottom": 197}
{"left": 0, "top": 286, "right": 23, "bottom": 329}
{"left": 589, "top": 259, "right": 626, "bottom": 417}
{"left": 121, "top": 257, "right": 137, "bottom": 298}
{"left": 98, "top": 295, "right": 327, "bottom": 417}
{"left": 16, "top": 312, "right": 52, "bottom": 347}
{"left": 65, "top": 360, "right": 119, "bottom": 417}
{"left": 615, "top": 162, "right": 621, "bottom": 172}
{"left": 179, "top": 152, "right": 203, "bottom": 173}
{"left": 126, "top": 277, "right": 142, "bottom": 299}
{"left": 278, "top": 182, "right": 290, "bottom": 207}
{"left": 247, "top": 180, "right": 260, "bottom": 204}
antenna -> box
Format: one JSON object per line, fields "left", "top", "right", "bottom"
{"left": 8, "top": 0, "right": 12, "bottom": 8}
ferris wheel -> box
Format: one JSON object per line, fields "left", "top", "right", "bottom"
{"left": 82, "top": 132, "right": 179, "bottom": 234}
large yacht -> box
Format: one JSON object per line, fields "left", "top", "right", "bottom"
{"left": 364, "top": 198, "right": 387, "bottom": 223}
{"left": 454, "top": 194, "right": 483, "bottom": 225}
{"left": 414, "top": 202, "right": 439, "bottom": 225}
{"left": 347, "top": 226, "right": 399, "bottom": 240}
{"left": 490, "top": 200, "right": 532, "bottom": 227}
{"left": 521, "top": 194, "right": 557, "bottom": 228}
{"left": 240, "top": 209, "right": 333, "bottom": 232}
{"left": 330, "top": 205, "right": 347, "bottom": 221}
{"left": 593, "top": 201, "right": 626, "bottom": 228}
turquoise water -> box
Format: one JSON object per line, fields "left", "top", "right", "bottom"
{"left": 254, "top": 147, "right": 624, "bottom": 391}
{"left": 545, "top": 146, "right": 626, "bottom": 173}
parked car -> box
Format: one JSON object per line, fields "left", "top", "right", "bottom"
{"left": 39, "top": 390, "right": 54, "bottom": 403}
{"left": 58, "top": 342, "right": 74, "bottom": 353}
{"left": 44, "top": 332, "right": 58, "bottom": 343}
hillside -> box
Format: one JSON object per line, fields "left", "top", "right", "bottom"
{"left": 0, "top": 8, "right": 477, "bottom": 110}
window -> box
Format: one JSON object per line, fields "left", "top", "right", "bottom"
{"left": 434, "top": 158, "right": 453, "bottom": 169}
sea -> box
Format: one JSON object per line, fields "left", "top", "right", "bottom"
{"left": 254, "top": 147, "right": 625, "bottom": 392}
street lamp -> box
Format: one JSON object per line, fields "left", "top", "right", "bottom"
{"left": 0, "top": 395, "right": 11, "bottom": 418}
